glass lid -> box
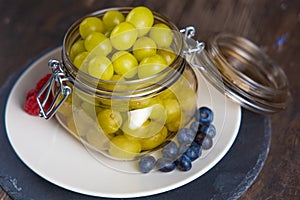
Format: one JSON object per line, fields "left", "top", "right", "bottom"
{"left": 188, "top": 33, "right": 290, "bottom": 114}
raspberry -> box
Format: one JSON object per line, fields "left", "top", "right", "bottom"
{"left": 24, "top": 93, "right": 40, "bottom": 116}
{"left": 24, "top": 73, "right": 53, "bottom": 116}
{"left": 26, "top": 89, "right": 37, "bottom": 100}
{"left": 24, "top": 92, "right": 52, "bottom": 116}
{"left": 35, "top": 73, "right": 52, "bottom": 91}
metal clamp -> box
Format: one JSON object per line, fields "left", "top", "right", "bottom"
{"left": 180, "top": 26, "right": 205, "bottom": 55}
{"left": 37, "top": 59, "right": 71, "bottom": 120}
{"left": 180, "top": 26, "right": 196, "bottom": 38}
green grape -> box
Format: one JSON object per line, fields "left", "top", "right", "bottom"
{"left": 132, "top": 37, "right": 157, "bottom": 61}
{"left": 70, "top": 40, "right": 86, "bottom": 61}
{"left": 149, "top": 23, "right": 173, "bottom": 48}
{"left": 73, "top": 51, "right": 89, "bottom": 71}
{"left": 84, "top": 32, "right": 112, "bottom": 56}
{"left": 112, "top": 51, "right": 138, "bottom": 78}
{"left": 87, "top": 56, "right": 114, "bottom": 80}
{"left": 163, "top": 98, "right": 181, "bottom": 124}
{"left": 111, "top": 74, "right": 125, "bottom": 81}
{"left": 129, "top": 96, "right": 159, "bottom": 110}
{"left": 97, "top": 109, "right": 123, "bottom": 134}
{"left": 139, "top": 126, "right": 168, "bottom": 151}
{"left": 137, "top": 54, "right": 167, "bottom": 79}
{"left": 125, "top": 6, "right": 154, "bottom": 36}
{"left": 102, "top": 10, "right": 125, "bottom": 28}
{"left": 166, "top": 114, "right": 186, "bottom": 132}
{"left": 149, "top": 102, "right": 166, "bottom": 122}
{"left": 157, "top": 48, "right": 176, "bottom": 65}
{"left": 110, "top": 22, "right": 138, "bottom": 50}
{"left": 158, "top": 88, "right": 176, "bottom": 100}
{"left": 109, "top": 135, "right": 141, "bottom": 159}
{"left": 79, "top": 17, "right": 105, "bottom": 39}
{"left": 129, "top": 98, "right": 151, "bottom": 110}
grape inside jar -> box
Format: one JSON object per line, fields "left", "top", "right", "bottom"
{"left": 51, "top": 7, "right": 199, "bottom": 160}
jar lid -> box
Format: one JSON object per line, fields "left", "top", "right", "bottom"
{"left": 190, "top": 33, "right": 290, "bottom": 114}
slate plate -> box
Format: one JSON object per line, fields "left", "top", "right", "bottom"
{"left": 0, "top": 50, "right": 270, "bottom": 200}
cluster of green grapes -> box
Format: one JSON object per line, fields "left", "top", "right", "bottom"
{"left": 55, "top": 73, "right": 197, "bottom": 160}
{"left": 56, "top": 7, "right": 198, "bottom": 160}
{"left": 69, "top": 6, "right": 177, "bottom": 81}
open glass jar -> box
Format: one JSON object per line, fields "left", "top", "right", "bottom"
{"left": 38, "top": 7, "right": 289, "bottom": 161}
{"left": 38, "top": 7, "right": 199, "bottom": 160}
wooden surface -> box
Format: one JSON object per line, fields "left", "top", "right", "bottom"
{"left": 0, "top": 0, "right": 299, "bottom": 199}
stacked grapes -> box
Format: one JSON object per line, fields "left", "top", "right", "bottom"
{"left": 53, "top": 6, "right": 198, "bottom": 162}
{"left": 69, "top": 6, "right": 176, "bottom": 81}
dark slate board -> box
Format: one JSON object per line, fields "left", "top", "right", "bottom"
{"left": 0, "top": 50, "right": 271, "bottom": 200}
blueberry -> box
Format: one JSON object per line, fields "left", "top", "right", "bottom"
{"left": 177, "top": 128, "right": 196, "bottom": 144}
{"left": 194, "top": 132, "right": 206, "bottom": 146}
{"left": 200, "top": 124, "right": 216, "bottom": 138}
{"left": 190, "top": 121, "right": 202, "bottom": 133}
{"left": 184, "top": 143, "right": 202, "bottom": 161}
{"left": 175, "top": 154, "right": 192, "bottom": 171}
{"left": 138, "top": 155, "right": 156, "bottom": 173}
{"left": 156, "top": 158, "right": 176, "bottom": 172}
{"left": 201, "top": 136, "right": 213, "bottom": 150}
{"left": 178, "top": 142, "right": 192, "bottom": 156}
{"left": 162, "top": 141, "right": 178, "bottom": 159}
{"left": 196, "top": 107, "right": 214, "bottom": 125}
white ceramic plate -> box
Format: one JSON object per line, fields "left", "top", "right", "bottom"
{"left": 5, "top": 47, "right": 241, "bottom": 198}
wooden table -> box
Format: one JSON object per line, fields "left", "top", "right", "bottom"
{"left": 0, "top": 0, "right": 299, "bottom": 199}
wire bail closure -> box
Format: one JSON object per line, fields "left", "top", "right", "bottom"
{"left": 180, "top": 26, "right": 205, "bottom": 55}
{"left": 37, "top": 59, "right": 71, "bottom": 120}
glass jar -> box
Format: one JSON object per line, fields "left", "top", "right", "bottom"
{"left": 38, "top": 8, "right": 199, "bottom": 160}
